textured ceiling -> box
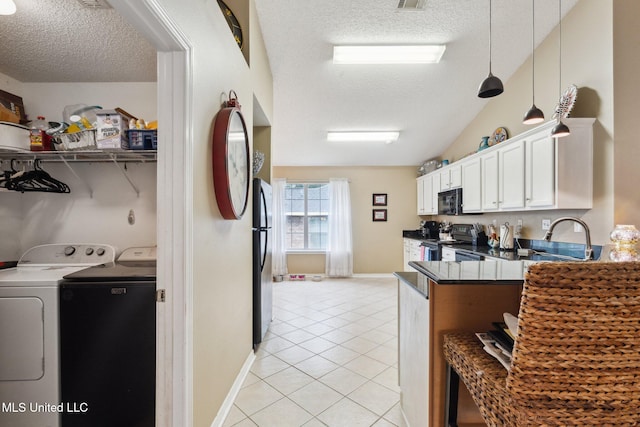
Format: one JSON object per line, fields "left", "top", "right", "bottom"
{"left": 255, "top": 0, "right": 577, "bottom": 166}
{"left": 0, "top": 0, "right": 578, "bottom": 166}
{"left": 0, "top": 0, "right": 156, "bottom": 82}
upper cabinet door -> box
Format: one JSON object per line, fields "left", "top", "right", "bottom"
{"left": 461, "top": 158, "right": 481, "bottom": 213}
{"left": 481, "top": 151, "right": 499, "bottom": 211}
{"left": 498, "top": 140, "right": 525, "bottom": 210}
{"left": 526, "top": 133, "right": 555, "bottom": 208}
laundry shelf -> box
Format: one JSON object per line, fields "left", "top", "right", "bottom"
{"left": 0, "top": 148, "right": 157, "bottom": 163}
{"left": 0, "top": 149, "right": 156, "bottom": 197}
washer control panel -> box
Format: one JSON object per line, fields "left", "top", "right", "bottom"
{"left": 18, "top": 244, "right": 117, "bottom": 266}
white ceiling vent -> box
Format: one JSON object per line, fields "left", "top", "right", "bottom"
{"left": 397, "top": 0, "right": 426, "bottom": 11}
{"left": 76, "top": 0, "right": 112, "bottom": 9}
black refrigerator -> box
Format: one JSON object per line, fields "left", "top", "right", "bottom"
{"left": 253, "top": 178, "right": 273, "bottom": 348}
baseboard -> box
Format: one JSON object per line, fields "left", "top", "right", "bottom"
{"left": 209, "top": 349, "right": 256, "bottom": 427}
{"left": 280, "top": 273, "right": 395, "bottom": 281}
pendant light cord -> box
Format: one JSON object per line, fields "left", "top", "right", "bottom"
{"left": 558, "top": 0, "right": 562, "bottom": 102}
{"left": 488, "top": 0, "right": 493, "bottom": 73}
{"left": 531, "top": 0, "right": 536, "bottom": 103}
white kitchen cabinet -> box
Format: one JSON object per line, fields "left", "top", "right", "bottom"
{"left": 417, "top": 175, "right": 427, "bottom": 215}
{"left": 441, "top": 246, "right": 456, "bottom": 261}
{"left": 416, "top": 118, "right": 594, "bottom": 215}
{"left": 481, "top": 150, "right": 499, "bottom": 211}
{"left": 398, "top": 278, "right": 430, "bottom": 427}
{"left": 498, "top": 139, "right": 526, "bottom": 210}
{"left": 403, "top": 238, "right": 423, "bottom": 272}
{"left": 525, "top": 131, "right": 555, "bottom": 208}
{"left": 439, "top": 164, "right": 461, "bottom": 191}
{"left": 461, "top": 157, "right": 482, "bottom": 213}
{"left": 418, "top": 173, "right": 439, "bottom": 215}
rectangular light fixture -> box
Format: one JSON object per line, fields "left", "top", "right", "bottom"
{"left": 333, "top": 45, "right": 446, "bottom": 64}
{"left": 327, "top": 131, "right": 400, "bottom": 144}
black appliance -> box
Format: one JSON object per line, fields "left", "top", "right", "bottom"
{"left": 59, "top": 263, "right": 156, "bottom": 427}
{"left": 421, "top": 220, "right": 439, "bottom": 239}
{"left": 438, "top": 188, "right": 463, "bottom": 216}
{"left": 253, "top": 178, "right": 273, "bottom": 348}
{"left": 439, "top": 223, "right": 488, "bottom": 246}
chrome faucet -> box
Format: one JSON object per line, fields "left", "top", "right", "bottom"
{"left": 543, "top": 217, "right": 594, "bottom": 260}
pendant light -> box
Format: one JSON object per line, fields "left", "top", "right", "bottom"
{"left": 551, "top": 0, "right": 570, "bottom": 138}
{"left": 478, "top": 0, "right": 503, "bottom": 98}
{"left": 523, "top": 0, "right": 544, "bottom": 125}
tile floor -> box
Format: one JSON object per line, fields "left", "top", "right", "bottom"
{"left": 224, "top": 276, "right": 406, "bottom": 427}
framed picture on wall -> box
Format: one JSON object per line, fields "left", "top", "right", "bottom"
{"left": 372, "top": 193, "right": 387, "bottom": 206}
{"left": 372, "top": 209, "right": 387, "bottom": 222}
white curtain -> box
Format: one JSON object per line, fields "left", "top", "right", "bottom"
{"left": 325, "top": 178, "right": 353, "bottom": 277}
{"left": 272, "top": 178, "right": 288, "bottom": 277}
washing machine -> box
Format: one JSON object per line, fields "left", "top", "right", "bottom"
{"left": 0, "top": 243, "right": 116, "bottom": 427}
{"left": 58, "top": 246, "right": 157, "bottom": 427}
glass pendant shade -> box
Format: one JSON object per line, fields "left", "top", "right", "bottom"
{"left": 551, "top": 120, "right": 570, "bottom": 138}
{"left": 478, "top": 0, "right": 503, "bottom": 98}
{"left": 523, "top": 104, "right": 544, "bottom": 124}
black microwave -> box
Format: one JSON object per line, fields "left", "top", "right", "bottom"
{"left": 438, "top": 188, "right": 463, "bottom": 215}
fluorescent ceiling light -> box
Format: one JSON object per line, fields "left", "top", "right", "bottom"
{"left": 0, "top": 0, "right": 16, "bottom": 15}
{"left": 333, "top": 45, "right": 446, "bottom": 64}
{"left": 327, "top": 131, "right": 400, "bottom": 144}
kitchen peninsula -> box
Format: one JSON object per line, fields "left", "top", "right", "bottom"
{"left": 396, "top": 261, "right": 528, "bottom": 427}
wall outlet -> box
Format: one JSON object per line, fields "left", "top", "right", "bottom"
{"left": 542, "top": 219, "right": 551, "bottom": 230}
{"left": 574, "top": 222, "right": 584, "bottom": 232}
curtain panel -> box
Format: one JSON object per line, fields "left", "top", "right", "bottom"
{"left": 272, "top": 178, "right": 288, "bottom": 276}
{"left": 325, "top": 178, "right": 353, "bottom": 277}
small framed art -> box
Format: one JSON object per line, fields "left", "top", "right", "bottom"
{"left": 372, "top": 209, "right": 387, "bottom": 222}
{"left": 372, "top": 193, "right": 387, "bottom": 206}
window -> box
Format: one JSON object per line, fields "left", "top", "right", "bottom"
{"left": 284, "top": 183, "right": 329, "bottom": 251}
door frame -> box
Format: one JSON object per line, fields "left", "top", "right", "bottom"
{"left": 106, "top": 1, "right": 192, "bottom": 426}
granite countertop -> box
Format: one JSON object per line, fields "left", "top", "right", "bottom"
{"left": 408, "top": 260, "right": 533, "bottom": 285}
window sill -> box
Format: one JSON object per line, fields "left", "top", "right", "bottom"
{"left": 286, "top": 250, "right": 327, "bottom": 255}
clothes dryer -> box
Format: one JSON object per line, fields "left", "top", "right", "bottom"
{"left": 0, "top": 243, "right": 115, "bottom": 427}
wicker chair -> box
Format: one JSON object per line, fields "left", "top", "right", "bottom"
{"left": 443, "top": 261, "right": 640, "bottom": 426}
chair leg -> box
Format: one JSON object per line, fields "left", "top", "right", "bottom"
{"left": 444, "top": 363, "right": 460, "bottom": 427}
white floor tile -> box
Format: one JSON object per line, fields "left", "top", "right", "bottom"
{"left": 280, "top": 329, "right": 317, "bottom": 344}
{"left": 347, "top": 381, "right": 399, "bottom": 416}
{"left": 298, "top": 337, "right": 337, "bottom": 354}
{"left": 263, "top": 366, "right": 315, "bottom": 396}
{"left": 319, "top": 366, "right": 368, "bottom": 395}
{"left": 344, "top": 355, "right": 389, "bottom": 379}
{"left": 273, "top": 345, "right": 315, "bottom": 365}
{"left": 228, "top": 277, "right": 401, "bottom": 427}
{"left": 234, "top": 381, "right": 284, "bottom": 416}
{"left": 249, "top": 397, "right": 313, "bottom": 427}
{"left": 321, "top": 329, "right": 355, "bottom": 345}
{"left": 371, "top": 366, "right": 400, "bottom": 393}
{"left": 294, "top": 355, "right": 339, "bottom": 378}
{"left": 319, "top": 345, "right": 360, "bottom": 365}
{"left": 289, "top": 381, "right": 342, "bottom": 415}
{"left": 260, "top": 336, "right": 296, "bottom": 354}
{"left": 250, "top": 354, "right": 290, "bottom": 379}
{"left": 366, "top": 344, "right": 398, "bottom": 366}
{"left": 340, "top": 336, "right": 379, "bottom": 354}
{"left": 316, "top": 397, "right": 379, "bottom": 427}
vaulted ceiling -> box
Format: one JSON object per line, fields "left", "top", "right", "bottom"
{"left": 0, "top": 0, "right": 577, "bottom": 166}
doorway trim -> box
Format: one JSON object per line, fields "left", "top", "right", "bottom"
{"left": 107, "top": 1, "right": 192, "bottom": 426}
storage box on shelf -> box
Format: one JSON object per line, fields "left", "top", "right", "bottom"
{"left": 96, "top": 110, "right": 130, "bottom": 150}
